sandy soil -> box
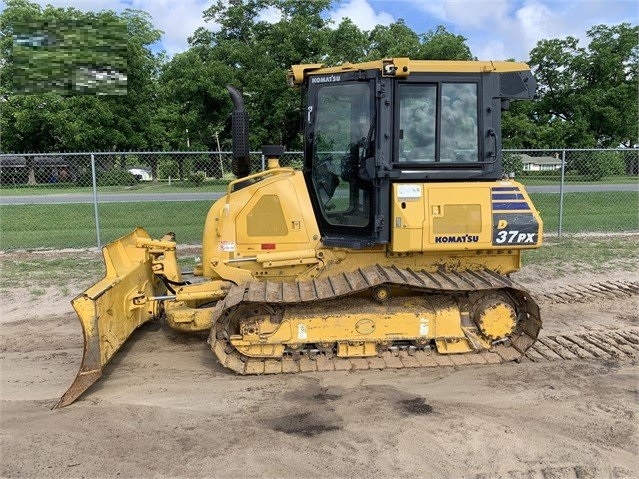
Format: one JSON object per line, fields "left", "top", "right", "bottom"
{"left": 0, "top": 258, "right": 638, "bottom": 478}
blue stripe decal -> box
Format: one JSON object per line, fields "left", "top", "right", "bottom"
{"left": 492, "top": 193, "right": 525, "bottom": 200}
{"left": 492, "top": 202, "right": 531, "bottom": 211}
{"left": 491, "top": 186, "right": 520, "bottom": 192}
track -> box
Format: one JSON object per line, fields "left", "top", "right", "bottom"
{"left": 208, "top": 265, "right": 542, "bottom": 374}
{"left": 208, "top": 327, "right": 638, "bottom": 374}
{"left": 526, "top": 280, "right": 639, "bottom": 362}
{"left": 208, "top": 326, "right": 638, "bottom": 374}
{"left": 207, "top": 268, "right": 638, "bottom": 373}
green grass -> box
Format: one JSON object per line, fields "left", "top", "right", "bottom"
{"left": 2, "top": 174, "right": 636, "bottom": 194}
{"left": 0, "top": 252, "right": 201, "bottom": 293}
{"left": 0, "top": 200, "right": 213, "bottom": 250}
{"left": 529, "top": 191, "right": 638, "bottom": 233}
{"left": 0, "top": 191, "right": 637, "bottom": 250}
{"left": 522, "top": 235, "right": 639, "bottom": 274}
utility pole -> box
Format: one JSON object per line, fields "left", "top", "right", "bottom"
{"left": 215, "top": 131, "right": 224, "bottom": 178}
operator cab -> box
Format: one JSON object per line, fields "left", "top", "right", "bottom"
{"left": 290, "top": 58, "right": 535, "bottom": 248}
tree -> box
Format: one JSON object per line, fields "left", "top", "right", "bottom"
{"left": 1, "top": 0, "right": 503, "bottom": 164}
{"left": 527, "top": 23, "right": 638, "bottom": 148}
{"left": 365, "top": 20, "right": 421, "bottom": 59}
{"left": 502, "top": 97, "right": 593, "bottom": 149}
{"left": 324, "top": 18, "right": 368, "bottom": 65}
{"left": 163, "top": 0, "right": 332, "bottom": 152}
{"left": 574, "top": 150, "right": 626, "bottom": 181}
{"left": 363, "top": 22, "right": 473, "bottom": 61}
{"left": 418, "top": 25, "right": 473, "bottom": 60}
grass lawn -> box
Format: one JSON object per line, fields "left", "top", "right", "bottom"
{"left": 0, "top": 200, "right": 213, "bottom": 250}
{"left": 0, "top": 191, "right": 637, "bottom": 250}
{"left": 2, "top": 173, "right": 637, "bottom": 195}
{"left": 521, "top": 235, "right": 639, "bottom": 275}
{"left": 529, "top": 191, "right": 638, "bottom": 233}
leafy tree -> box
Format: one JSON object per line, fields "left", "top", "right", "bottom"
{"left": 324, "top": 18, "right": 368, "bottom": 64}
{"left": 365, "top": 20, "right": 421, "bottom": 59}
{"left": 574, "top": 150, "right": 626, "bottom": 181}
{"left": 12, "top": 16, "right": 127, "bottom": 95}
{"left": 363, "top": 22, "right": 473, "bottom": 61}
{"left": 170, "top": 0, "right": 332, "bottom": 151}
{"left": 418, "top": 25, "right": 474, "bottom": 60}
{"left": 158, "top": 48, "right": 234, "bottom": 149}
{"left": 527, "top": 23, "right": 638, "bottom": 148}
{"left": 502, "top": 97, "right": 593, "bottom": 149}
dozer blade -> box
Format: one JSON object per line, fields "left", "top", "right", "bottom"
{"left": 55, "top": 228, "right": 165, "bottom": 408}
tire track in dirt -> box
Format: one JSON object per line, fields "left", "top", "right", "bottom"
{"left": 531, "top": 279, "right": 638, "bottom": 305}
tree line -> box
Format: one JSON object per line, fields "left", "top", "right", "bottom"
{"left": 1, "top": 0, "right": 637, "bottom": 159}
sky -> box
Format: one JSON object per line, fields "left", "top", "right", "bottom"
{"left": 9, "top": 0, "right": 639, "bottom": 61}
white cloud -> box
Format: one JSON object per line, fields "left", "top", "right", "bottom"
{"left": 474, "top": 40, "right": 509, "bottom": 62}
{"left": 515, "top": 1, "right": 564, "bottom": 48}
{"left": 413, "top": 0, "right": 637, "bottom": 61}
{"left": 505, "top": 0, "right": 635, "bottom": 60}
{"left": 329, "top": 0, "right": 394, "bottom": 30}
{"left": 412, "top": 0, "right": 516, "bottom": 59}
{"left": 129, "top": 1, "right": 215, "bottom": 56}
{"left": 416, "top": 0, "right": 512, "bottom": 29}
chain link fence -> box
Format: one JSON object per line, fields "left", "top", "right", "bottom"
{"left": 0, "top": 149, "right": 636, "bottom": 251}
{"left": 503, "top": 149, "right": 638, "bottom": 236}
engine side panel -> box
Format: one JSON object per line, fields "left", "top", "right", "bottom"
{"left": 201, "top": 169, "right": 322, "bottom": 282}
{"left": 390, "top": 180, "right": 542, "bottom": 253}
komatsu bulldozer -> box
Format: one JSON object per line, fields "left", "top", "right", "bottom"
{"left": 56, "top": 58, "right": 543, "bottom": 408}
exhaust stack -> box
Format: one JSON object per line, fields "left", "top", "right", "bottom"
{"left": 227, "top": 86, "right": 251, "bottom": 178}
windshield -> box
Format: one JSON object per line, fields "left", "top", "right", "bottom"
{"left": 310, "top": 82, "right": 373, "bottom": 228}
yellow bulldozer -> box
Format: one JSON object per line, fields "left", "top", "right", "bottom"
{"left": 56, "top": 58, "right": 543, "bottom": 408}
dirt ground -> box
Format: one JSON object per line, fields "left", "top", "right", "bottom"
{"left": 0, "top": 253, "right": 638, "bottom": 478}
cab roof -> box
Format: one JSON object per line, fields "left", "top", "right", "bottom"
{"left": 288, "top": 57, "right": 531, "bottom": 86}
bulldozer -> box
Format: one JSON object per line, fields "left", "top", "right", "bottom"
{"left": 56, "top": 58, "right": 543, "bottom": 408}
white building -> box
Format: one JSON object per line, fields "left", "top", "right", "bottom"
{"left": 519, "top": 154, "right": 563, "bottom": 172}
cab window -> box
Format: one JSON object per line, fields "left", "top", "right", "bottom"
{"left": 398, "top": 82, "right": 478, "bottom": 163}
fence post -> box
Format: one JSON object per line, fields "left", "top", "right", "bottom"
{"left": 558, "top": 149, "right": 566, "bottom": 237}
{"left": 90, "top": 153, "right": 102, "bottom": 249}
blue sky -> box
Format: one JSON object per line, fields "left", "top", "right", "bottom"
{"left": 13, "top": 0, "right": 639, "bottom": 61}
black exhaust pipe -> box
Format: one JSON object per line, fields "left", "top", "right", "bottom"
{"left": 227, "top": 86, "right": 251, "bottom": 178}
